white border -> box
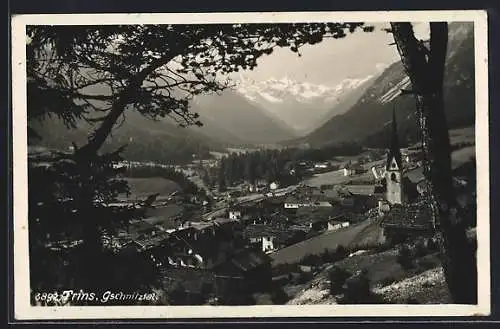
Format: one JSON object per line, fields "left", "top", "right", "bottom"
{"left": 11, "top": 10, "right": 490, "bottom": 320}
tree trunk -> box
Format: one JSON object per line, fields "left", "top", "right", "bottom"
{"left": 390, "top": 22, "right": 477, "bottom": 304}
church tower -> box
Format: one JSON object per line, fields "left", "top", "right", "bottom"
{"left": 385, "top": 108, "right": 406, "bottom": 205}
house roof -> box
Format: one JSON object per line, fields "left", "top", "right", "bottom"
{"left": 382, "top": 200, "right": 434, "bottom": 229}
{"left": 406, "top": 166, "right": 425, "bottom": 184}
{"left": 212, "top": 217, "right": 239, "bottom": 226}
{"left": 133, "top": 231, "right": 171, "bottom": 250}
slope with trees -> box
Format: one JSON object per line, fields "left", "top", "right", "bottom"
{"left": 305, "top": 22, "right": 475, "bottom": 148}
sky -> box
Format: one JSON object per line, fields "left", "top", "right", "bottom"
{"left": 236, "top": 22, "right": 430, "bottom": 86}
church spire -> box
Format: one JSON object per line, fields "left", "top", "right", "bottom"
{"left": 386, "top": 106, "right": 403, "bottom": 170}
{"left": 391, "top": 106, "right": 399, "bottom": 151}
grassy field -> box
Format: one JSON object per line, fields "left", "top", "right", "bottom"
{"left": 304, "top": 168, "right": 376, "bottom": 187}
{"left": 270, "top": 219, "right": 378, "bottom": 266}
{"left": 120, "top": 177, "right": 181, "bottom": 201}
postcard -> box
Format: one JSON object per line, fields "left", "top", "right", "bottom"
{"left": 11, "top": 10, "right": 490, "bottom": 320}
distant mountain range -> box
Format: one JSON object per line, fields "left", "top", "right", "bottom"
{"left": 190, "top": 90, "right": 297, "bottom": 144}
{"left": 302, "top": 22, "right": 475, "bottom": 148}
{"left": 234, "top": 73, "right": 381, "bottom": 135}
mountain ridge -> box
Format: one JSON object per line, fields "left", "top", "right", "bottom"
{"left": 302, "top": 22, "right": 475, "bottom": 148}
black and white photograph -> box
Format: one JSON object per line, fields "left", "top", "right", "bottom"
{"left": 11, "top": 10, "right": 490, "bottom": 319}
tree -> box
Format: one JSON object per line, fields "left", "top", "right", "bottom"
{"left": 244, "top": 155, "right": 256, "bottom": 185}
{"left": 218, "top": 158, "right": 227, "bottom": 192}
{"left": 389, "top": 22, "right": 477, "bottom": 304}
{"left": 328, "top": 266, "right": 352, "bottom": 295}
{"left": 201, "top": 167, "right": 211, "bottom": 187}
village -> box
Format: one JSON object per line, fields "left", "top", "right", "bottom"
{"left": 86, "top": 115, "right": 476, "bottom": 305}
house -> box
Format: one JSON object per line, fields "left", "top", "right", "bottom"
{"left": 371, "top": 166, "right": 385, "bottom": 180}
{"left": 284, "top": 196, "right": 311, "bottom": 209}
{"left": 243, "top": 224, "right": 299, "bottom": 252}
{"left": 343, "top": 164, "right": 364, "bottom": 176}
{"left": 293, "top": 205, "right": 343, "bottom": 232}
{"left": 262, "top": 236, "right": 276, "bottom": 253}
{"left": 148, "top": 217, "right": 243, "bottom": 270}
{"left": 314, "top": 161, "right": 331, "bottom": 169}
{"left": 343, "top": 167, "right": 355, "bottom": 177}
{"left": 378, "top": 199, "right": 391, "bottom": 216}
{"left": 284, "top": 195, "right": 333, "bottom": 210}
{"left": 314, "top": 186, "right": 356, "bottom": 207}
{"left": 229, "top": 209, "right": 242, "bottom": 220}
{"left": 327, "top": 218, "right": 350, "bottom": 231}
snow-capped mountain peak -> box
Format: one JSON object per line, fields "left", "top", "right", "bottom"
{"left": 232, "top": 74, "right": 377, "bottom": 134}
{"left": 235, "top": 75, "right": 373, "bottom": 104}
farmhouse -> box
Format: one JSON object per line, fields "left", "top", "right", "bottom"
{"left": 327, "top": 220, "right": 350, "bottom": 232}
{"left": 314, "top": 161, "right": 331, "bottom": 169}
{"left": 243, "top": 224, "right": 300, "bottom": 252}
{"left": 228, "top": 209, "right": 242, "bottom": 220}
{"left": 343, "top": 163, "right": 364, "bottom": 176}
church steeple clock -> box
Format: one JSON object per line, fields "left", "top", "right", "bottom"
{"left": 385, "top": 108, "right": 406, "bottom": 205}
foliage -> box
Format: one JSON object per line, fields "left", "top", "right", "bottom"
{"left": 396, "top": 244, "right": 415, "bottom": 270}
{"left": 28, "top": 149, "right": 162, "bottom": 302}
{"left": 296, "top": 271, "right": 314, "bottom": 284}
{"left": 215, "top": 142, "right": 362, "bottom": 188}
{"left": 338, "top": 269, "right": 372, "bottom": 304}
{"left": 167, "top": 282, "right": 188, "bottom": 305}
{"left": 270, "top": 284, "right": 289, "bottom": 304}
{"left": 328, "top": 266, "right": 352, "bottom": 295}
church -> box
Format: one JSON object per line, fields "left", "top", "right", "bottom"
{"left": 378, "top": 109, "right": 434, "bottom": 243}
{"left": 378, "top": 109, "right": 418, "bottom": 214}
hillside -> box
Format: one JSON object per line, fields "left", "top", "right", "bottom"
{"left": 305, "top": 75, "right": 377, "bottom": 135}
{"left": 191, "top": 90, "right": 297, "bottom": 144}
{"left": 29, "top": 110, "right": 223, "bottom": 164}
{"left": 304, "top": 22, "right": 475, "bottom": 148}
